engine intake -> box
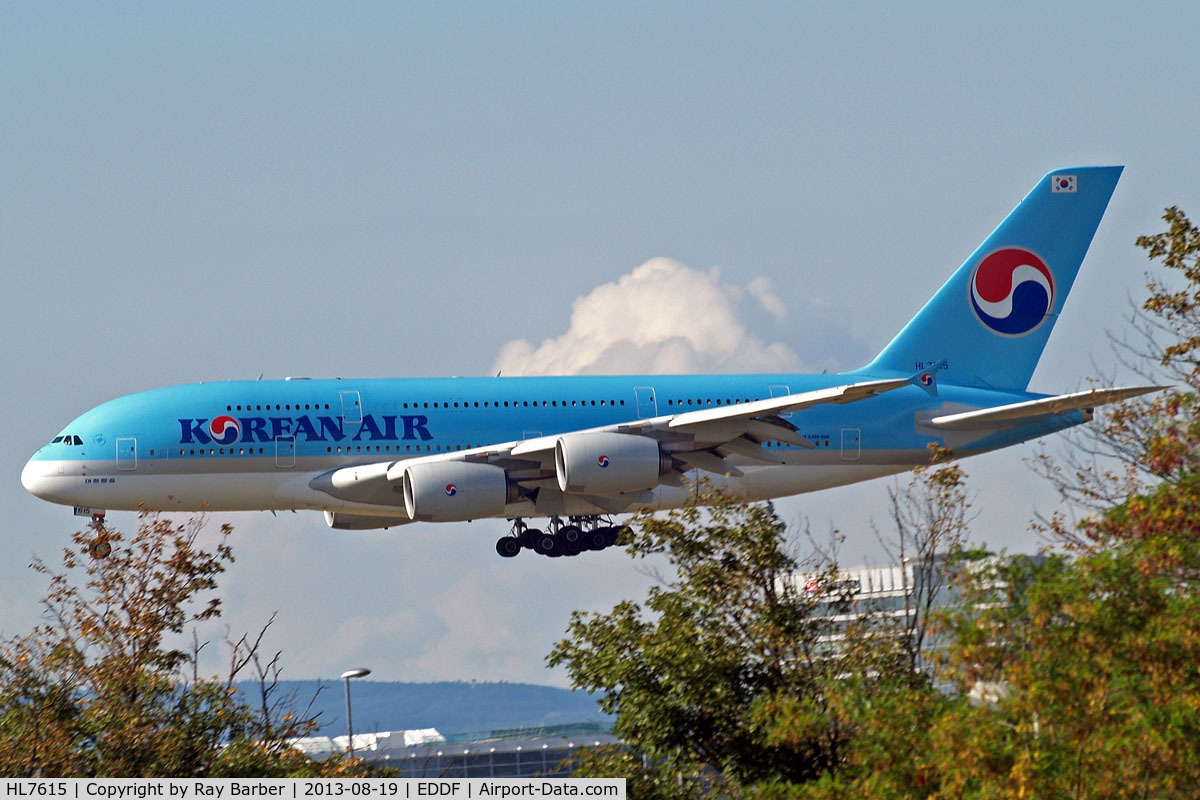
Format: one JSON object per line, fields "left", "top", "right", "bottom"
{"left": 402, "top": 461, "right": 516, "bottom": 522}
{"left": 556, "top": 432, "right": 671, "bottom": 495}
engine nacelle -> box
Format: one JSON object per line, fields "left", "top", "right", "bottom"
{"left": 556, "top": 432, "right": 670, "bottom": 495}
{"left": 402, "top": 461, "right": 515, "bottom": 522}
{"left": 324, "top": 511, "right": 411, "bottom": 531}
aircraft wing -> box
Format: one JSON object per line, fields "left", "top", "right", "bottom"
{"left": 496, "top": 377, "right": 911, "bottom": 465}
{"left": 925, "top": 385, "right": 1164, "bottom": 431}
{"left": 668, "top": 378, "right": 910, "bottom": 428}
{"left": 310, "top": 377, "right": 915, "bottom": 515}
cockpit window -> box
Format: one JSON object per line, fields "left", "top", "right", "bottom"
{"left": 73, "top": 435, "right": 84, "bottom": 446}
{"left": 52, "top": 435, "right": 84, "bottom": 446}
{"left": 51, "top": 436, "right": 63, "bottom": 444}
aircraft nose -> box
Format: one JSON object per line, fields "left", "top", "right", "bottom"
{"left": 21, "top": 458, "right": 53, "bottom": 500}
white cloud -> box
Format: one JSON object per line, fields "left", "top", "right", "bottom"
{"left": 746, "top": 276, "right": 788, "bottom": 323}
{"left": 492, "top": 258, "right": 805, "bottom": 376}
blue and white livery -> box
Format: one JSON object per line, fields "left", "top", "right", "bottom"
{"left": 22, "top": 167, "right": 1159, "bottom": 558}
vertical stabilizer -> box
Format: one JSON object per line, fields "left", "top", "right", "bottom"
{"left": 861, "top": 166, "right": 1122, "bottom": 390}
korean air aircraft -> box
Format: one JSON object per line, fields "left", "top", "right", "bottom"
{"left": 22, "top": 167, "right": 1158, "bottom": 558}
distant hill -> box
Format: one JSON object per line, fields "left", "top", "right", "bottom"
{"left": 235, "top": 681, "right": 610, "bottom": 737}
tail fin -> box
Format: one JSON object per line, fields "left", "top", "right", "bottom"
{"left": 861, "top": 166, "right": 1123, "bottom": 391}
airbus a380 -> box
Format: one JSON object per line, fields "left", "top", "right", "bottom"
{"left": 22, "top": 166, "right": 1158, "bottom": 558}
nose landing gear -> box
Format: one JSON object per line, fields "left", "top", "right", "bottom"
{"left": 85, "top": 515, "right": 113, "bottom": 560}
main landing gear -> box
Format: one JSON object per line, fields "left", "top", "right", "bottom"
{"left": 494, "top": 517, "right": 627, "bottom": 559}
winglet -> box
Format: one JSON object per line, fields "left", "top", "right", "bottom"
{"left": 909, "top": 359, "right": 948, "bottom": 398}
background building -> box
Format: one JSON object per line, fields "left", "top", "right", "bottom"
{"left": 292, "top": 722, "right": 619, "bottom": 777}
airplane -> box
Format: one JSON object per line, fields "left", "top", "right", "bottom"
{"left": 22, "top": 166, "right": 1160, "bottom": 559}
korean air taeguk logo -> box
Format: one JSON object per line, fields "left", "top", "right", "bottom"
{"left": 968, "top": 247, "right": 1055, "bottom": 337}
{"left": 208, "top": 415, "right": 241, "bottom": 446}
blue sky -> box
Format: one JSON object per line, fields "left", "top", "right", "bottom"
{"left": 3, "top": 2, "right": 1199, "bottom": 686}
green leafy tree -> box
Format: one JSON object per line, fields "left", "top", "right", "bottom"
{"left": 747, "top": 458, "right": 971, "bottom": 800}
{"left": 785, "top": 208, "right": 1200, "bottom": 799}
{"left": 928, "top": 534, "right": 1200, "bottom": 798}
{"left": 549, "top": 489, "right": 949, "bottom": 797}
{"left": 916, "top": 208, "right": 1200, "bottom": 798}
{"left": 0, "top": 515, "right": 337, "bottom": 777}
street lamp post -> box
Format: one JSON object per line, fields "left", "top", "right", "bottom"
{"left": 341, "top": 668, "right": 371, "bottom": 758}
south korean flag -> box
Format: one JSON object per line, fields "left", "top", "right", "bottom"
{"left": 1051, "top": 174, "right": 1077, "bottom": 193}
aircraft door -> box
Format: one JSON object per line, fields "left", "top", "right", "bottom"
{"left": 340, "top": 390, "right": 362, "bottom": 424}
{"left": 635, "top": 386, "right": 658, "bottom": 419}
{"left": 275, "top": 436, "right": 296, "bottom": 469}
{"left": 116, "top": 438, "right": 137, "bottom": 471}
{"left": 769, "top": 384, "right": 792, "bottom": 418}
{"left": 840, "top": 429, "right": 861, "bottom": 461}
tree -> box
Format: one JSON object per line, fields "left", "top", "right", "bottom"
{"left": 879, "top": 445, "right": 972, "bottom": 672}
{"left": 1032, "top": 207, "right": 1200, "bottom": 531}
{"left": 549, "top": 487, "right": 951, "bottom": 797}
{"left": 916, "top": 208, "right": 1200, "bottom": 798}
{"left": 786, "top": 208, "right": 1200, "bottom": 798}
{"left": 747, "top": 456, "right": 972, "bottom": 800}
{"left": 0, "top": 514, "right": 338, "bottom": 777}
{"left": 926, "top": 532, "right": 1200, "bottom": 798}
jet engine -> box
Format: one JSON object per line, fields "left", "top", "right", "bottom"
{"left": 555, "top": 432, "right": 672, "bottom": 495}
{"left": 324, "top": 511, "right": 411, "bottom": 531}
{"left": 402, "top": 461, "right": 517, "bottom": 522}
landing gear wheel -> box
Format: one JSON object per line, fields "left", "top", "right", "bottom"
{"left": 534, "top": 533, "right": 560, "bottom": 557}
{"left": 87, "top": 538, "right": 112, "bottom": 559}
{"left": 495, "top": 537, "right": 521, "bottom": 558}
{"left": 520, "top": 528, "right": 542, "bottom": 549}
{"left": 604, "top": 526, "right": 625, "bottom": 547}
{"left": 559, "top": 525, "right": 583, "bottom": 545}
{"left": 558, "top": 536, "right": 583, "bottom": 557}
{"left": 585, "top": 528, "right": 610, "bottom": 551}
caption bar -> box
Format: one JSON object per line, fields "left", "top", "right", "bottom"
{"left": 2, "top": 780, "right": 625, "bottom": 800}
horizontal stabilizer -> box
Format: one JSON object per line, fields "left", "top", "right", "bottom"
{"left": 926, "top": 386, "right": 1164, "bottom": 431}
